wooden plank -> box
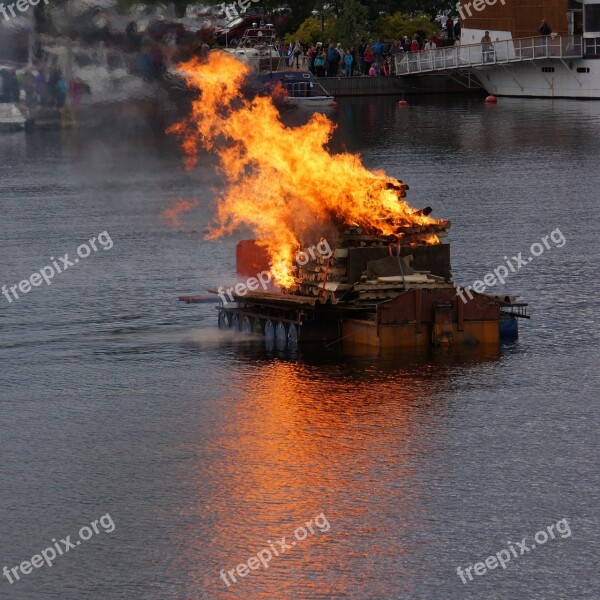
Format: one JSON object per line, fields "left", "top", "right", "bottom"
{"left": 377, "top": 274, "right": 432, "bottom": 283}
{"left": 242, "top": 291, "right": 318, "bottom": 306}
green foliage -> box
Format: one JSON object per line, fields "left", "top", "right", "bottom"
{"left": 111, "top": 0, "right": 453, "bottom": 38}
{"left": 338, "top": 0, "right": 453, "bottom": 23}
{"left": 285, "top": 16, "right": 335, "bottom": 45}
{"left": 374, "top": 12, "right": 437, "bottom": 40}
{"left": 331, "top": 0, "right": 369, "bottom": 47}
{"left": 411, "top": 0, "right": 455, "bottom": 21}
{"left": 287, "top": 0, "right": 369, "bottom": 47}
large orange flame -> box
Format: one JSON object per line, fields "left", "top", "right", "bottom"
{"left": 169, "top": 52, "right": 440, "bottom": 288}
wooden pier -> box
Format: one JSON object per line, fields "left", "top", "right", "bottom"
{"left": 315, "top": 73, "right": 482, "bottom": 97}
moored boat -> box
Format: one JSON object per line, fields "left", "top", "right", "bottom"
{"left": 224, "top": 26, "right": 282, "bottom": 71}
{"left": 0, "top": 103, "right": 26, "bottom": 132}
{"left": 255, "top": 71, "right": 336, "bottom": 108}
{"left": 181, "top": 218, "right": 528, "bottom": 354}
{"left": 461, "top": 0, "right": 600, "bottom": 99}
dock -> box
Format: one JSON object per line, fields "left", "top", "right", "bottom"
{"left": 316, "top": 72, "right": 482, "bottom": 97}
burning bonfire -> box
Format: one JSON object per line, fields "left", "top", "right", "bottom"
{"left": 168, "top": 52, "right": 449, "bottom": 291}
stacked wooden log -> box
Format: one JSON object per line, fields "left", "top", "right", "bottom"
{"left": 293, "top": 218, "right": 452, "bottom": 304}
{"left": 336, "top": 221, "right": 451, "bottom": 246}
{"left": 294, "top": 246, "right": 352, "bottom": 304}
{"left": 353, "top": 274, "right": 452, "bottom": 302}
{"left": 395, "top": 220, "right": 450, "bottom": 240}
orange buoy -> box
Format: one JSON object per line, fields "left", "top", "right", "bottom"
{"left": 398, "top": 100, "right": 408, "bottom": 106}
{"left": 485, "top": 95, "right": 497, "bottom": 103}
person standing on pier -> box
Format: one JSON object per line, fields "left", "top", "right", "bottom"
{"left": 306, "top": 44, "right": 316, "bottom": 74}
{"left": 314, "top": 48, "right": 325, "bottom": 77}
{"left": 293, "top": 41, "right": 303, "bottom": 69}
{"left": 539, "top": 20, "right": 552, "bottom": 36}
{"left": 446, "top": 16, "right": 455, "bottom": 43}
{"left": 454, "top": 18, "right": 461, "bottom": 42}
{"left": 327, "top": 44, "right": 340, "bottom": 77}
{"left": 336, "top": 43, "right": 344, "bottom": 74}
{"left": 372, "top": 39, "right": 383, "bottom": 63}
{"left": 538, "top": 19, "right": 553, "bottom": 55}
{"left": 481, "top": 31, "right": 493, "bottom": 62}
{"left": 344, "top": 50, "right": 353, "bottom": 77}
{"left": 363, "top": 44, "right": 374, "bottom": 75}
{"left": 358, "top": 40, "right": 366, "bottom": 75}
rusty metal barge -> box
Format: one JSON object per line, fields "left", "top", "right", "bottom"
{"left": 180, "top": 209, "right": 528, "bottom": 353}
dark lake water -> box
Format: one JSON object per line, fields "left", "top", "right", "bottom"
{"left": 1, "top": 96, "right": 598, "bottom": 599}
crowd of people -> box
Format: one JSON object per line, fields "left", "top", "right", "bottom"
{"left": 281, "top": 18, "right": 463, "bottom": 78}
{"left": 0, "top": 67, "right": 70, "bottom": 108}
{"left": 0, "top": 63, "right": 95, "bottom": 110}
{"left": 0, "top": 13, "right": 479, "bottom": 110}
{"left": 0, "top": 21, "right": 188, "bottom": 112}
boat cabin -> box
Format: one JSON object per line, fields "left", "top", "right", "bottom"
{"left": 461, "top": 0, "right": 600, "bottom": 55}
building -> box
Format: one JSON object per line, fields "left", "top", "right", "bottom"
{"left": 459, "top": 0, "right": 591, "bottom": 43}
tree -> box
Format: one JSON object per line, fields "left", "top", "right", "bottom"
{"left": 285, "top": 16, "right": 335, "bottom": 45}
{"left": 331, "top": 0, "right": 369, "bottom": 47}
{"left": 112, "top": 0, "right": 454, "bottom": 37}
{"left": 374, "top": 12, "right": 436, "bottom": 40}
{"left": 202, "top": 0, "right": 319, "bottom": 32}
{"left": 361, "top": 0, "right": 454, "bottom": 22}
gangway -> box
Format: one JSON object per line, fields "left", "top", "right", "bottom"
{"left": 395, "top": 35, "right": 585, "bottom": 76}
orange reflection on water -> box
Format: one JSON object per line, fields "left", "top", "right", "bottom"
{"left": 178, "top": 349, "right": 500, "bottom": 598}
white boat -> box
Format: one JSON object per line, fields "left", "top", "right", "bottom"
{"left": 460, "top": 33, "right": 600, "bottom": 99}
{"left": 225, "top": 27, "right": 283, "bottom": 72}
{"left": 395, "top": 0, "right": 600, "bottom": 99}
{"left": 19, "top": 40, "right": 168, "bottom": 129}
{"left": 227, "top": 29, "right": 337, "bottom": 109}
{"left": 41, "top": 41, "right": 162, "bottom": 107}
{"left": 463, "top": 0, "right": 600, "bottom": 99}
{"left": 285, "top": 95, "right": 336, "bottom": 108}
{"left": 0, "top": 103, "right": 26, "bottom": 132}
{"left": 255, "top": 72, "right": 336, "bottom": 109}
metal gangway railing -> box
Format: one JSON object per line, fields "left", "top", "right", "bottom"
{"left": 395, "top": 35, "right": 584, "bottom": 75}
{"left": 282, "top": 82, "right": 313, "bottom": 97}
{"left": 282, "top": 81, "right": 333, "bottom": 98}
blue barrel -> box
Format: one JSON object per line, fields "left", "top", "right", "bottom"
{"left": 287, "top": 323, "right": 299, "bottom": 353}
{"left": 264, "top": 320, "right": 275, "bottom": 350}
{"left": 500, "top": 316, "right": 519, "bottom": 340}
{"left": 275, "top": 322, "right": 288, "bottom": 351}
{"left": 218, "top": 310, "right": 229, "bottom": 329}
{"left": 241, "top": 316, "right": 252, "bottom": 334}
